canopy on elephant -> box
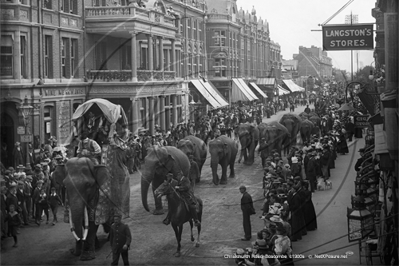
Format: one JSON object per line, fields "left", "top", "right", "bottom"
{"left": 72, "top": 98, "right": 128, "bottom": 125}
{"left": 63, "top": 99, "right": 128, "bottom": 146}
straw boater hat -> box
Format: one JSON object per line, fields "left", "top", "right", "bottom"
{"left": 17, "top": 165, "right": 25, "bottom": 170}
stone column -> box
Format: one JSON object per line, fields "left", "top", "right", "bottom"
{"left": 130, "top": 31, "right": 138, "bottom": 82}
{"left": 148, "top": 97, "right": 154, "bottom": 135}
{"left": 172, "top": 95, "right": 178, "bottom": 126}
{"left": 131, "top": 97, "right": 139, "bottom": 134}
{"left": 165, "top": 47, "right": 170, "bottom": 71}
{"left": 159, "top": 95, "right": 165, "bottom": 130}
{"left": 159, "top": 37, "right": 164, "bottom": 71}
{"left": 148, "top": 34, "right": 154, "bottom": 71}
{"left": 15, "top": 30, "right": 21, "bottom": 82}
{"left": 171, "top": 39, "right": 176, "bottom": 72}
{"left": 153, "top": 96, "right": 159, "bottom": 127}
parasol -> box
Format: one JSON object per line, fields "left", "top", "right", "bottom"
{"left": 338, "top": 103, "right": 355, "bottom": 111}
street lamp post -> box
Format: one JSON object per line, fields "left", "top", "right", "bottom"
{"left": 19, "top": 95, "right": 33, "bottom": 167}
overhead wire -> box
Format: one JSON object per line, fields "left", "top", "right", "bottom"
{"left": 321, "top": 0, "right": 355, "bottom": 26}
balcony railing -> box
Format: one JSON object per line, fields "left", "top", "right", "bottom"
{"left": 86, "top": 70, "right": 176, "bottom": 82}
{"left": 85, "top": 6, "right": 176, "bottom": 27}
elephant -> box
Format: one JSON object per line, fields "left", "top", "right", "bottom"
{"left": 300, "top": 119, "right": 315, "bottom": 144}
{"left": 279, "top": 114, "right": 302, "bottom": 154}
{"left": 54, "top": 144, "right": 130, "bottom": 261}
{"left": 209, "top": 135, "right": 238, "bottom": 185}
{"left": 236, "top": 123, "right": 259, "bottom": 165}
{"left": 54, "top": 158, "right": 112, "bottom": 261}
{"left": 141, "top": 145, "right": 191, "bottom": 215}
{"left": 177, "top": 135, "right": 208, "bottom": 182}
{"left": 309, "top": 115, "right": 321, "bottom": 137}
{"left": 258, "top": 122, "right": 290, "bottom": 167}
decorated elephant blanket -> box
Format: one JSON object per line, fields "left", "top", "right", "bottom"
{"left": 95, "top": 144, "right": 130, "bottom": 224}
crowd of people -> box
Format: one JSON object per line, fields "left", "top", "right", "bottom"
{"left": 1, "top": 138, "right": 65, "bottom": 248}
{"left": 0, "top": 94, "right": 362, "bottom": 257}
{"left": 234, "top": 103, "right": 363, "bottom": 266}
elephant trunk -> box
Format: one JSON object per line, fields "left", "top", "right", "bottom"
{"left": 141, "top": 161, "right": 155, "bottom": 212}
{"left": 69, "top": 197, "right": 85, "bottom": 242}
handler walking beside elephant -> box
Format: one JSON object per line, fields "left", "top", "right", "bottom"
{"left": 110, "top": 213, "right": 131, "bottom": 266}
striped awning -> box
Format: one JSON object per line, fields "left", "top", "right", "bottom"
{"left": 282, "top": 80, "right": 305, "bottom": 92}
{"left": 198, "top": 79, "right": 229, "bottom": 108}
{"left": 249, "top": 82, "right": 268, "bottom": 98}
{"left": 191, "top": 80, "right": 222, "bottom": 109}
{"left": 232, "top": 78, "right": 258, "bottom": 102}
{"left": 278, "top": 85, "right": 289, "bottom": 95}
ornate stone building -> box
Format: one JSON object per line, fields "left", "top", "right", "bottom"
{"left": 204, "top": 0, "right": 280, "bottom": 103}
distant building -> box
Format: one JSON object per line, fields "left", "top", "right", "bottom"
{"left": 282, "top": 59, "right": 298, "bottom": 79}
{"left": 294, "top": 45, "right": 332, "bottom": 81}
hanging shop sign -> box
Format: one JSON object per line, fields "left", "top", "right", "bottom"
{"left": 355, "top": 115, "right": 370, "bottom": 128}
{"left": 322, "top": 24, "right": 374, "bottom": 51}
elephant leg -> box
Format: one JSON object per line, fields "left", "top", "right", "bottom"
{"left": 229, "top": 158, "right": 235, "bottom": 178}
{"left": 220, "top": 162, "right": 228, "bottom": 184}
{"left": 80, "top": 222, "right": 99, "bottom": 261}
{"left": 152, "top": 177, "right": 164, "bottom": 215}
{"left": 70, "top": 240, "right": 83, "bottom": 257}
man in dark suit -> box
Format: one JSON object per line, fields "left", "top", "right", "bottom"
{"left": 240, "top": 185, "right": 255, "bottom": 241}
{"left": 110, "top": 213, "right": 132, "bottom": 266}
{"left": 16, "top": 181, "right": 28, "bottom": 225}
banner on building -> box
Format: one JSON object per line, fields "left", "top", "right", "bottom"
{"left": 322, "top": 24, "right": 374, "bottom": 51}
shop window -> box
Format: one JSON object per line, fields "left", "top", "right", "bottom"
{"left": 44, "top": 35, "right": 53, "bottom": 78}
{"left": 19, "top": 0, "right": 29, "bottom": 5}
{"left": 1, "top": 35, "right": 13, "bottom": 78}
{"left": 20, "top": 35, "right": 27, "bottom": 78}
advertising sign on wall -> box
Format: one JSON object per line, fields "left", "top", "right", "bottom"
{"left": 322, "top": 24, "right": 374, "bottom": 51}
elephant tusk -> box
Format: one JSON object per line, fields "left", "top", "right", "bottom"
{"left": 69, "top": 208, "right": 80, "bottom": 241}
{"left": 82, "top": 206, "right": 89, "bottom": 241}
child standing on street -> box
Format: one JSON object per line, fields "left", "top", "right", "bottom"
{"left": 6, "top": 204, "right": 21, "bottom": 247}
{"left": 48, "top": 187, "right": 63, "bottom": 225}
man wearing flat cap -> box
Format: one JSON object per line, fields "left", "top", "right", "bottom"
{"left": 239, "top": 185, "right": 255, "bottom": 241}
{"left": 110, "top": 213, "right": 131, "bottom": 266}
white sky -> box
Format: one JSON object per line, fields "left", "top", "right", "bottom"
{"left": 238, "top": 0, "right": 376, "bottom": 73}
